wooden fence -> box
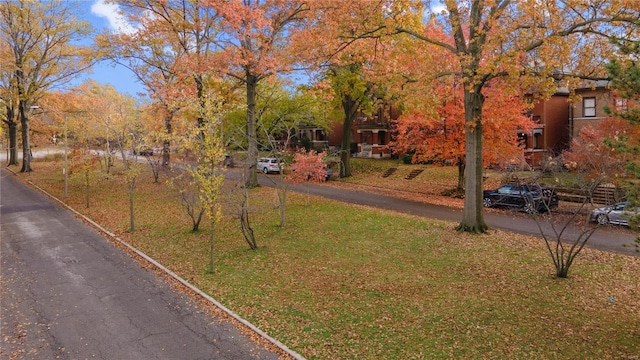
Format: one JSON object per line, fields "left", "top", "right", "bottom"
{"left": 555, "top": 186, "right": 626, "bottom": 205}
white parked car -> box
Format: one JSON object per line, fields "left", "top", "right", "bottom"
{"left": 590, "top": 202, "right": 639, "bottom": 226}
{"left": 257, "top": 157, "right": 281, "bottom": 174}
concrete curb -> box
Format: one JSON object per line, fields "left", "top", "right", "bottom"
{"left": 6, "top": 168, "right": 305, "bottom": 360}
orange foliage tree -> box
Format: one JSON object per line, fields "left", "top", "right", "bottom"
{"left": 291, "top": 1, "right": 419, "bottom": 178}
{"left": 563, "top": 117, "right": 640, "bottom": 187}
{"left": 0, "top": 0, "right": 92, "bottom": 172}
{"left": 69, "top": 147, "right": 101, "bottom": 209}
{"left": 203, "top": 0, "right": 310, "bottom": 188}
{"left": 325, "top": 0, "right": 639, "bottom": 233}
{"left": 97, "top": 0, "right": 221, "bottom": 166}
{"left": 71, "top": 81, "right": 142, "bottom": 173}
{"left": 280, "top": 149, "right": 328, "bottom": 228}
{"left": 390, "top": 80, "right": 534, "bottom": 191}
{"left": 286, "top": 149, "right": 328, "bottom": 185}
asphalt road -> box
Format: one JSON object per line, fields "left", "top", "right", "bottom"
{"left": 255, "top": 172, "right": 639, "bottom": 258}
{"left": 0, "top": 168, "right": 280, "bottom": 360}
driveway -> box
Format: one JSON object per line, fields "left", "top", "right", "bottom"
{"left": 0, "top": 168, "right": 282, "bottom": 359}
{"left": 254, "top": 172, "right": 639, "bottom": 258}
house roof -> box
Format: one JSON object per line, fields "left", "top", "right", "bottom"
{"left": 574, "top": 80, "right": 611, "bottom": 90}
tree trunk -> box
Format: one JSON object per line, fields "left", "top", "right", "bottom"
{"left": 85, "top": 171, "right": 90, "bottom": 209}
{"left": 129, "top": 177, "right": 136, "bottom": 232}
{"left": 192, "top": 209, "right": 204, "bottom": 232}
{"left": 239, "top": 185, "right": 258, "bottom": 250}
{"left": 5, "top": 104, "right": 18, "bottom": 166}
{"left": 457, "top": 156, "right": 465, "bottom": 191}
{"left": 195, "top": 75, "right": 205, "bottom": 130}
{"left": 279, "top": 187, "right": 286, "bottom": 228}
{"left": 7, "top": 121, "right": 18, "bottom": 166}
{"left": 7, "top": 120, "right": 18, "bottom": 166}
{"left": 18, "top": 101, "right": 32, "bottom": 172}
{"left": 207, "top": 219, "right": 215, "bottom": 274}
{"left": 245, "top": 74, "right": 259, "bottom": 188}
{"left": 340, "top": 95, "right": 357, "bottom": 178}
{"left": 457, "top": 90, "right": 488, "bottom": 233}
{"left": 162, "top": 111, "right": 173, "bottom": 167}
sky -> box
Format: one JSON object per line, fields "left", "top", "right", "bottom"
{"left": 79, "top": 0, "right": 145, "bottom": 97}
{"left": 81, "top": 0, "right": 444, "bottom": 98}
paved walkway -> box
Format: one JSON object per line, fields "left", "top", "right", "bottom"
{"left": 1, "top": 168, "right": 282, "bottom": 360}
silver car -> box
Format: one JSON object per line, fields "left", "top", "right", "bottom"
{"left": 590, "top": 202, "right": 639, "bottom": 226}
{"left": 257, "top": 157, "right": 281, "bottom": 174}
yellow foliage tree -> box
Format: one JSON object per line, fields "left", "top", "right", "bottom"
{"left": 178, "top": 82, "right": 234, "bottom": 273}
{"left": 0, "top": 0, "right": 92, "bottom": 172}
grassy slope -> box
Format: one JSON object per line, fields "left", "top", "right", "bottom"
{"left": 12, "top": 157, "right": 640, "bottom": 360}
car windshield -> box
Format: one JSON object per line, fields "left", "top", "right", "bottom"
{"left": 614, "top": 203, "right": 629, "bottom": 211}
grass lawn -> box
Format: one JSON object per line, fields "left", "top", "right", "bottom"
{"left": 11, "top": 157, "right": 640, "bottom": 359}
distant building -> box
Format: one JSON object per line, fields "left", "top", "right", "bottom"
{"left": 321, "top": 102, "right": 399, "bottom": 158}
{"left": 570, "top": 80, "right": 617, "bottom": 138}
{"left": 296, "top": 124, "right": 329, "bottom": 151}
{"left": 522, "top": 89, "right": 571, "bottom": 167}
{"left": 523, "top": 81, "right": 620, "bottom": 167}
{"left": 321, "top": 81, "right": 622, "bottom": 167}
{"left": 352, "top": 103, "right": 399, "bottom": 158}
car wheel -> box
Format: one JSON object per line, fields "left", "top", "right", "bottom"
{"left": 482, "top": 197, "right": 493, "bottom": 208}
{"left": 596, "top": 213, "right": 609, "bottom": 225}
{"left": 523, "top": 201, "right": 537, "bottom": 214}
{"left": 262, "top": 167, "right": 269, "bottom": 174}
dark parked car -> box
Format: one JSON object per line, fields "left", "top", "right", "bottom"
{"left": 134, "top": 147, "right": 154, "bottom": 156}
{"left": 590, "top": 202, "right": 639, "bottom": 226}
{"left": 324, "top": 166, "right": 333, "bottom": 181}
{"left": 223, "top": 155, "right": 234, "bottom": 168}
{"left": 483, "top": 184, "right": 558, "bottom": 213}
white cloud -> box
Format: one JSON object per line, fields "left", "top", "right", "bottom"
{"left": 91, "top": 0, "right": 136, "bottom": 35}
{"left": 431, "top": 5, "right": 447, "bottom": 14}
{"left": 423, "top": 3, "right": 448, "bottom": 22}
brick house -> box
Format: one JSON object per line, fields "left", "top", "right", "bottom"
{"left": 523, "top": 80, "right": 619, "bottom": 167}
{"left": 322, "top": 102, "right": 399, "bottom": 158}
{"left": 297, "top": 123, "right": 329, "bottom": 151}
{"left": 522, "top": 89, "right": 572, "bottom": 167}
{"left": 570, "top": 80, "right": 618, "bottom": 138}
{"left": 352, "top": 103, "right": 400, "bottom": 158}
{"left": 321, "top": 81, "right": 620, "bottom": 166}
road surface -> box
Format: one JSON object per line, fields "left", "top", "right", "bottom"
{"left": 255, "top": 172, "right": 639, "bottom": 258}
{"left": 0, "top": 168, "right": 281, "bottom": 360}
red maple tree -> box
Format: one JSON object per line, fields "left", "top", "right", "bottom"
{"left": 563, "top": 117, "right": 640, "bottom": 184}
{"left": 390, "top": 80, "right": 535, "bottom": 190}
{"left": 286, "top": 149, "right": 328, "bottom": 184}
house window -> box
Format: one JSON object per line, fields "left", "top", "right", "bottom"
{"left": 378, "top": 131, "right": 386, "bottom": 145}
{"left": 362, "top": 132, "right": 371, "bottom": 144}
{"left": 517, "top": 132, "right": 528, "bottom": 148}
{"left": 616, "top": 98, "right": 628, "bottom": 113}
{"left": 533, "top": 129, "right": 543, "bottom": 149}
{"left": 583, "top": 97, "right": 596, "bottom": 117}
